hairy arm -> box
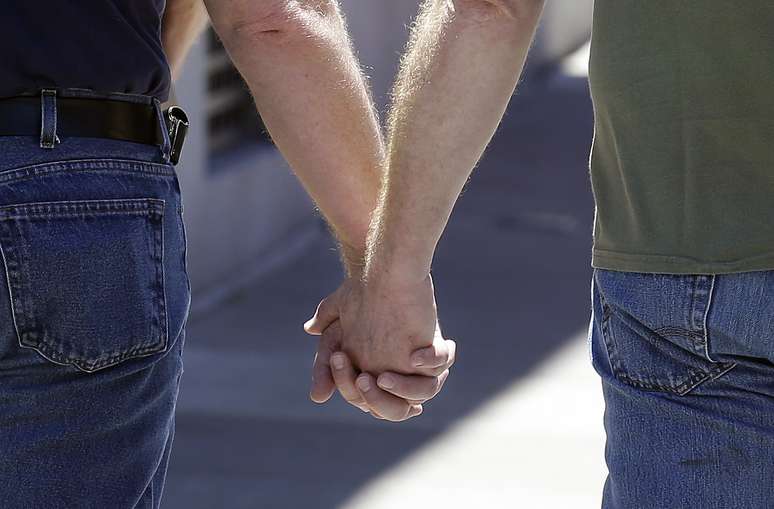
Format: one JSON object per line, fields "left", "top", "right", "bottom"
{"left": 304, "top": 0, "right": 541, "bottom": 420}
{"left": 366, "top": 0, "right": 545, "bottom": 282}
{"left": 202, "top": 0, "right": 455, "bottom": 419}
{"left": 202, "top": 0, "right": 384, "bottom": 269}
{"left": 161, "top": 0, "right": 211, "bottom": 82}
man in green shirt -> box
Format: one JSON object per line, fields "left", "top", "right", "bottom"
{"left": 589, "top": 1, "right": 774, "bottom": 273}
{"left": 307, "top": 0, "right": 774, "bottom": 506}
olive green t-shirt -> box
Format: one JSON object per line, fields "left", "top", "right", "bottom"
{"left": 588, "top": 1, "right": 774, "bottom": 274}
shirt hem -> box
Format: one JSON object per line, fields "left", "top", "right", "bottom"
{"left": 592, "top": 249, "right": 774, "bottom": 275}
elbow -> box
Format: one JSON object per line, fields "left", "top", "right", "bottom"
{"left": 452, "top": 0, "right": 545, "bottom": 26}
{"left": 221, "top": 0, "right": 340, "bottom": 46}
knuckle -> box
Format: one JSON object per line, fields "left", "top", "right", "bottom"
{"left": 315, "top": 347, "right": 331, "bottom": 362}
{"left": 445, "top": 341, "right": 457, "bottom": 363}
{"left": 318, "top": 297, "right": 333, "bottom": 315}
{"left": 398, "top": 405, "right": 413, "bottom": 421}
{"left": 343, "top": 393, "right": 364, "bottom": 405}
{"left": 375, "top": 402, "right": 408, "bottom": 422}
{"left": 436, "top": 350, "right": 451, "bottom": 367}
{"left": 425, "top": 348, "right": 442, "bottom": 365}
{"left": 425, "top": 365, "right": 447, "bottom": 377}
{"left": 436, "top": 371, "right": 450, "bottom": 391}
{"left": 320, "top": 335, "right": 335, "bottom": 349}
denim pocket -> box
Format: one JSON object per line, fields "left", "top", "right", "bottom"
{"left": 594, "top": 269, "right": 736, "bottom": 396}
{"left": 0, "top": 198, "right": 168, "bottom": 372}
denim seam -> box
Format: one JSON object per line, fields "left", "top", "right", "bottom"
{"left": 603, "top": 324, "right": 732, "bottom": 395}
{"left": 0, "top": 158, "right": 175, "bottom": 185}
{"left": 0, "top": 229, "right": 29, "bottom": 370}
{"left": 0, "top": 224, "right": 77, "bottom": 370}
{"left": 653, "top": 326, "right": 703, "bottom": 340}
{"left": 598, "top": 297, "right": 735, "bottom": 396}
{"left": 686, "top": 275, "right": 716, "bottom": 360}
{"left": 0, "top": 198, "right": 164, "bottom": 211}
{"left": 0, "top": 199, "right": 165, "bottom": 222}
{"left": 689, "top": 275, "right": 714, "bottom": 334}
{"left": 2, "top": 210, "right": 161, "bottom": 220}
{"left": 615, "top": 362, "right": 734, "bottom": 396}
{"left": 702, "top": 275, "right": 718, "bottom": 362}
{"left": 604, "top": 348, "right": 736, "bottom": 395}
{"left": 594, "top": 271, "right": 617, "bottom": 376}
{"left": 156, "top": 200, "right": 170, "bottom": 357}
{"left": 20, "top": 338, "right": 169, "bottom": 373}
{"left": 688, "top": 276, "right": 699, "bottom": 331}
{"left": 175, "top": 202, "right": 192, "bottom": 332}
{"left": 654, "top": 325, "right": 707, "bottom": 358}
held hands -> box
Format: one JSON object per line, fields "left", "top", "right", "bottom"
{"left": 304, "top": 274, "right": 456, "bottom": 421}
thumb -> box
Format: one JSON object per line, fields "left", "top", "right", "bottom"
{"left": 304, "top": 290, "right": 342, "bottom": 335}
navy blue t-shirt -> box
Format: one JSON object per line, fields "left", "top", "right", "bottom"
{"left": 0, "top": 1, "right": 171, "bottom": 101}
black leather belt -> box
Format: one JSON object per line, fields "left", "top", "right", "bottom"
{"left": 0, "top": 93, "right": 189, "bottom": 165}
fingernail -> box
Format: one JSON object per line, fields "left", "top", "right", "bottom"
{"left": 356, "top": 375, "right": 371, "bottom": 392}
{"left": 331, "top": 353, "right": 345, "bottom": 370}
{"left": 412, "top": 356, "right": 424, "bottom": 367}
{"left": 303, "top": 319, "right": 314, "bottom": 330}
{"left": 378, "top": 374, "right": 395, "bottom": 389}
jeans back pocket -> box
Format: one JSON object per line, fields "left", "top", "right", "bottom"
{"left": 0, "top": 198, "right": 168, "bottom": 372}
{"left": 593, "top": 269, "right": 736, "bottom": 395}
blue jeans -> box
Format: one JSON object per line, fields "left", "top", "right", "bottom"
{"left": 0, "top": 90, "right": 190, "bottom": 508}
{"left": 590, "top": 268, "right": 774, "bottom": 508}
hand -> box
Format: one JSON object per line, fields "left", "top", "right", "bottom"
{"left": 305, "top": 274, "right": 438, "bottom": 374}
{"left": 308, "top": 319, "right": 456, "bottom": 421}
{"left": 305, "top": 274, "right": 456, "bottom": 421}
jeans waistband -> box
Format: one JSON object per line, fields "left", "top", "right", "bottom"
{"left": 0, "top": 88, "right": 173, "bottom": 171}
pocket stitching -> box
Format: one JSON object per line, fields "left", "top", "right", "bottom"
{"left": 0, "top": 197, "right": 165, "bottom": 217}
{"left": 599, "top": 299, "right": 734, "bottom": 396}
{"left": 0, "top": 198, "right": 168, "bottom": 372}
{"left": 0, "top": 158, "right": 175, "bottom": 187}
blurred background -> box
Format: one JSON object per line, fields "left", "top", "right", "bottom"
{"left": 163, "top": 1, "right": 604, "bottom": 507}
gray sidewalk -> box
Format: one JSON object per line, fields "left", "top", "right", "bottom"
{"left": 163, "top": 64, "right": 600, "bottom": 509}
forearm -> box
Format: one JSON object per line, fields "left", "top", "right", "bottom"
{"left": 367, "top": 0, "right": 544, "bottom": 281}
{"left": 162, "top": 0, "right": 210, "bottom": 82}
{"left": 203, "top": 1, "right": 384, "bottom": 272}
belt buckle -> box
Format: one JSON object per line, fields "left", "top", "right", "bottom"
{"left": 164, "top": 105, "right": 189, "bottom": 165}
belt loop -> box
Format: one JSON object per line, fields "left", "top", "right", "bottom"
{"left": 40, "top": 89, "right": 60, "bottom": 149}
{"left": 152, "top": 97, "right": 172, "bottom": 164}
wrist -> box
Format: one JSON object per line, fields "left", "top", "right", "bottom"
{"left": 364, "top": 211, "right": 439, "bottom": 286}
{"left": 364, "top": 244, "right": 432, "bottom": 288}
{"left": 337, "top": 240, "right": 367, "bottom": 279}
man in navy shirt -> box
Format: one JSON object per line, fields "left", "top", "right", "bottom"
{"left": 0, "top": 1, "right": 454, "bottom": 507}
